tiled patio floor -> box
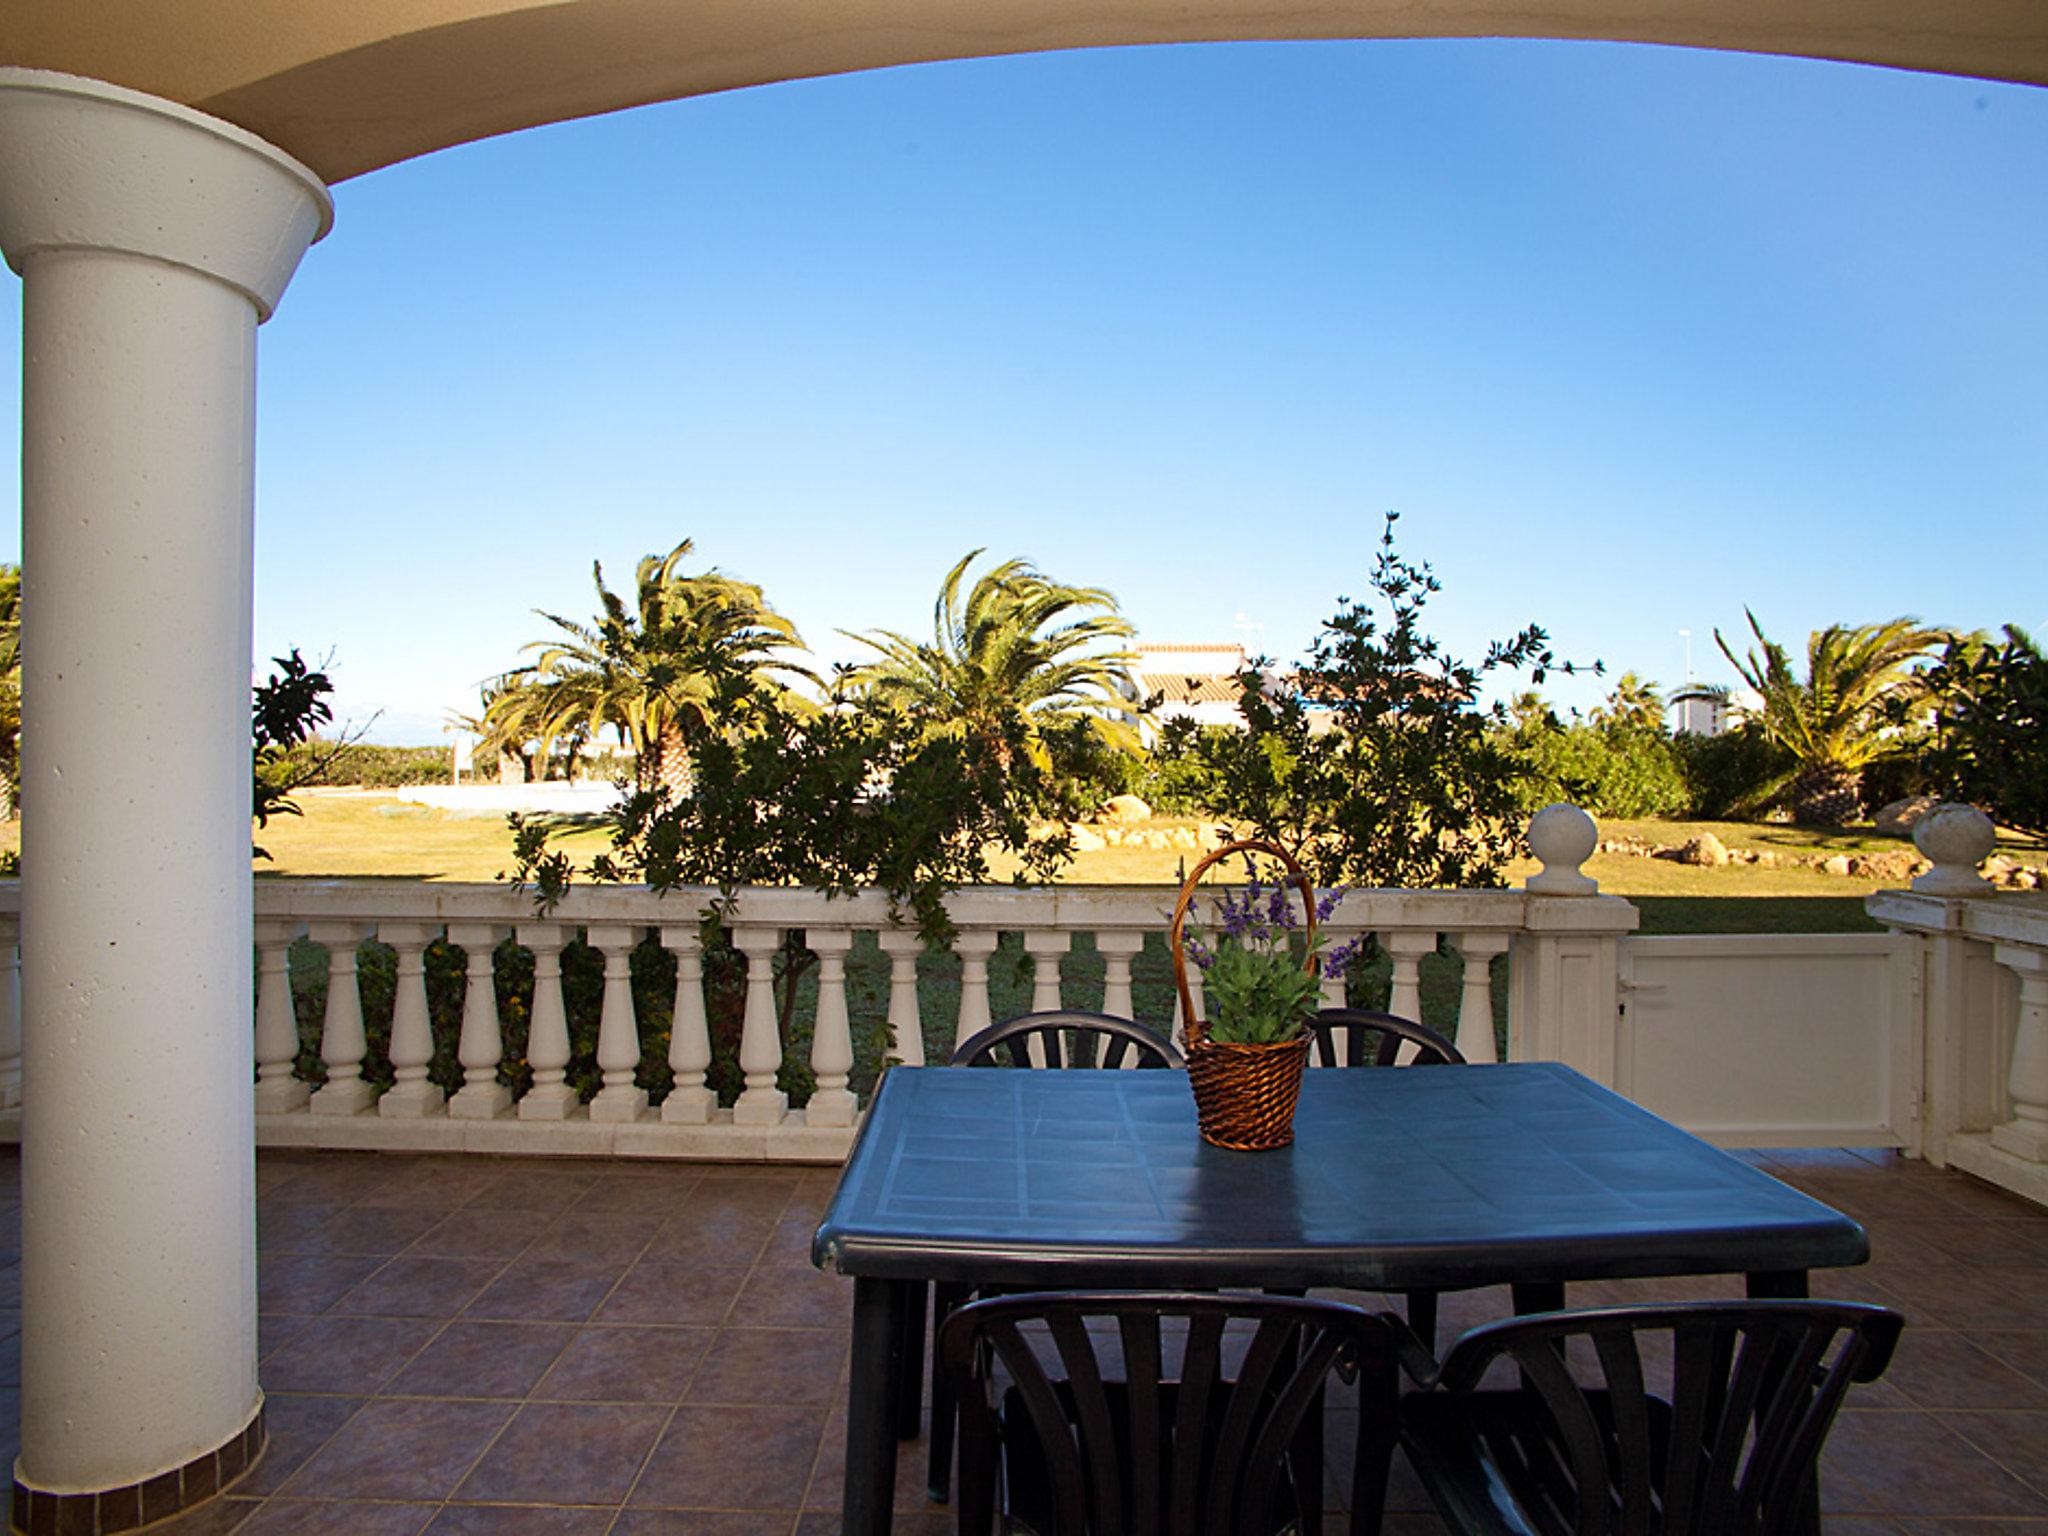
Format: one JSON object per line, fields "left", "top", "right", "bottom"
{"left": 0, "top": 1144, "right": 2044, "bottom": 1534}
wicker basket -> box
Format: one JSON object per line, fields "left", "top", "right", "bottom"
{"left": 1170, "top": 839, "right": 1320, "bottom": 1151}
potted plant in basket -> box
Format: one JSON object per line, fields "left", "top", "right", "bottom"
{"left": 1170, "top": 839, "right": 1358, "bottom": 1150}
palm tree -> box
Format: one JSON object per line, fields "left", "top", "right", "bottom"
{"left": 844, "top": 551, "right": 1141, "bottom": 768}
{"left": 1714, "top": 611, "right": 1948, "bottom": 824}
{"left": 1591, "top": 672, "right": 1665, "bottom": 735}
{"left": 489, "top": 541, "right": 811, "bottom": 796}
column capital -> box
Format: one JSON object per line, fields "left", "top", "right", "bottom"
{"left": 0, "top": 69, "right": 331, "bottom": 320}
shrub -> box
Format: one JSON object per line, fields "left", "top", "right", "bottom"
{"left": 285, "top": 741, "right": 453, "bottom": 788}
{"left": 1672, "top": 729, "right": 1793, "bottom": 821}
{"left": 1508, "top": 721, "right": 1690, "bottom": 820}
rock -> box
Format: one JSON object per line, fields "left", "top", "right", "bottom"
{"left": 1847, "top": 851, "right": 1916, "bottom": 882}
{"left": 1676, "top": 833, "right": 1730, "bottom": 868}
{"left": 1070, "top": 825, "right": 1105, "bottom": 852}
{"left": 1101, "top": 794, "right": 1152, "bottom": 824}
{"left": 2011, "top": 867, "right": 2040, "bottom": 890}
{"left": 1873, "top": 796, "right": 1943, "bottom": 838}
{"left": 1822, "top": 855, "right": 1853, "bottom": 877}
{"left": 1753, "top": 850, "right": 1779, "bottom": 867}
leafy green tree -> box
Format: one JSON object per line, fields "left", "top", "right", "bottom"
{"left": 844, "top": 550, "right": 1141, "bottom": 772}
{"left": 253, "top": 649, "right": 337, "bottom": 859}
{"left": 489, "top": 541, "right": 810, "bottom": 796}
{"left": 1713, "top": 612, "right": 1947, "bottom": 824}
{"left": 1181, "top": 513, "right": 1594, "bottom": 888}
{"left": 1921, "top": 625, "right": 2048, "bottom": 842}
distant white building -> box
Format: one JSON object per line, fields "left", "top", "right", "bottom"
{"left": 1670, "top": 684, "right": 1763, "bottom": 736}
{"left": 1129, "top": 643, "right": 1252, "bottom": 740}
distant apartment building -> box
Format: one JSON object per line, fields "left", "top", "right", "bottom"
{"left": 1128, "top": 643, "right": 1252, "bottom": 741}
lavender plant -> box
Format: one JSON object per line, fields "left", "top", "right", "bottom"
{"left": 1185, "top": 858, "right": 1361, "bottom": 1045}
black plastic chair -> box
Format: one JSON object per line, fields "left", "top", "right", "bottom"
{"left": 952, "top": 1009, "right": 1187, "bottom": 1071}
{"left": 940, "top": 1289, "right": 1412, "bottom": 1536}
{"left": 925, "top": 1011, "right": 1185, "bottom": 1500}
{"left": 1398, "top": 1300, "right": 1904, "bottom": 1536}
{"left": 1307, "top": 1008, "right": 1464, "bottom": 1069}
{"left": 1306, "top": 1009, "right": 1463, "bottom": 1349}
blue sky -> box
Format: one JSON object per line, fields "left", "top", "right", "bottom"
{"left": 3, "top": 39, "right": 2044, "bottom": 743}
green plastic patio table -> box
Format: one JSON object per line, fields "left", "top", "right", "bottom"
{"left": 811, "top": 1060, "right": 1869, "bottom": 1536}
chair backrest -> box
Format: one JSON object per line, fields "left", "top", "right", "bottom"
{"left": 1308, "top": 1008, "right": 1464, "bottom": 1068}
{"left": 1431, "top": 1300, "right": 1904, "bottom": 1536}
{"left": 949, "top": 1010, "right": 1185, "bottom": 1070}
{"left": 939, "top": 1290, "right": 1400, "bottom": 1536}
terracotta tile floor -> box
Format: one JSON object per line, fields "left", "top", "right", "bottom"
{"left": 0, "top": 1145, "right": 2042, "bottom": 1534}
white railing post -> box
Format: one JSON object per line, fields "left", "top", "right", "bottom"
{"left": 1098, "top": 932, "right": 1145, "bottom": 1024}
{"left": 446, "top": 922, "right": 513, "bottom": 1120}
{"left": 731, "top": 924, "right": 788, "bottom": 1126}
{"left": 252, "top": 917, "right": 306, "bottom": 1113}
{"left": 308, "top": 921, "right": 375, "bottom": 1115}
{"left": 953, "top": 930, "right": 1000, "bottom": 1055}
{"left": 661, "top": 922, "right": 715, "bottom": 1124}
{"left": 377, "top": 921, "right": 444, "bottom": 1118}
{"left": 587, "top": 924, "right": 648, "bottom": 1124}
{"left": 516, "top": 922, "right": 577, "bottom": 1120}
{"left": 1383, "top": 931, "right": 1435, "bottom": 1024}
{"left": 1024, "top": 931, "right": 1068, "bottom": 1014}
{"left": 1990, "top": 944, "right": 2048, "bottom": 1165}
{"left": 0, "top": 914, "right": 16, "bottom": 1109}
{"left": 878, "top": 928, "right": 925, "bottom": 1067}
{"left": 1454, "top": 932, "right": 1512, "bottom": 1064}
{"left": 807, "top": 929, "right": 859, "bottom": 1127}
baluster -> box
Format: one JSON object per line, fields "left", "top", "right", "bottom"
{"left": 954, "top": 930, "right": 999, "bottom": 1055}
{"left": 446, "top": 922, "right": 513, "bottom": 1119}
{"left": 378, "top": 922, "right": 444, "bottom": 1117}
{"left": 308, "top": 922, "right": 376, "bottom": 1114}
{"left": 807, "top": 929, "right": 858, "bottom": 1127}
{"left": 1990, "top": 944, "right": 2048, "bottom": 1164}
{"left": 1383, "top": 931, "right": 1435, "bottom": 1024}
{"left": 588, "top": 924, "right": 648, "bottom": 1123}
{"left": 517, "top": 922, "right": 577, "bottom": 1120}
{"left": 1453, "top": 932, "right": 1512, "bottom": 1065}
{"left": 661, "top": 922, "right": 714, "bottom": 1124}
{"left": 1177, "top": 965, "right": 1206, "bottom": 1053}
{"left": 1024, "top": 931, "right": 1068, "bottom": 1067}
{"left": 1312, "top": 924, "right": 1352, "bottom": 1068}
{"left": 252, "top": 917, "right": 306, "bottom": 1113}
{"left": 1098, "top": 932, "right": 1146, "bottom": 1066}
{"left": 731, "top": 924, "right": 788, "bottom": 1126}
{"left": 878, "top": 928, "right": 925, "bottom": 1067}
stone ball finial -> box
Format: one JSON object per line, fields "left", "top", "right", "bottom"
{"left": 1526, "top": 803, "right": 1599, "bottom": 895}
{"left": 1911, "top": 803, "right": 1998, "bottom": 897}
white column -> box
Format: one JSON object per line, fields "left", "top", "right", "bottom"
{"left": 806, "top": 929, "right": 858, "bottom": 1127}
{"left": 0, "top": 69, "right": 329, "bottom": 1499}
{"left": 377, "top": 922, "right": 444, "bottom": 1118}
{"left": 517, "top": 923, "right": 578, "bottom": 1119}
{"left": 1990, "top": 944, "right": 2048, "bottom": 1164}
{"left": 731, "top": 924, "right": 789, "bottom": 1125}
{"left": 1383, "top": 931, "right": 1436, "bottom": 1024}
{"left": 661, "top": 923, "right": 715, "bottom": 1124}
{"left": 308, "top": 923, "right": 375, "bottom": 1115}
{"left": 877, "top": 929, "right": 925, "bottom": 1067}
{"left": 587, "top": 924, "right": 649, "bottom": 1123}
{"left": 252, "top": 918, "right": 307, "bottom": 1113}
{"left": 446, "top": 922, "right": 513, "bottom": 1119}
{"left": 1453, "top": 932, "right": 1512, "bottom": 1065}
{"left": 0, "top": 911, "right": 25, "bottom": 1109}
{"left": 1098, "top": 932, "right": 1145, "bottom": 1022}
{"left": 953, "top": 930, "right": 1000, "bottom": 1055}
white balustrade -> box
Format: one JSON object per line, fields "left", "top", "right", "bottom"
{"left": 0, "top": 804, "right": 1650, "bottom": 1166}
{"left": 1990, "top": 943, "right": 2048, "bottom": 1164}
{"left": 308, "top": 921, "right": 375, "bottom": 1114}
{"left": 447, "top": 922, "right": 512, "bottom": 1119}
{"left": 378, "top": 922, "right": 443, "bottom": 1118}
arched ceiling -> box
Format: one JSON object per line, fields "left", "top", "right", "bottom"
{"left": 4, "top": 0, "right": 2045, "bottom": 182}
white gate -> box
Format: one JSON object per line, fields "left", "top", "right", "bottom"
{"left": 1615, "top": 933, "right": 1920, "bottom": 1150}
